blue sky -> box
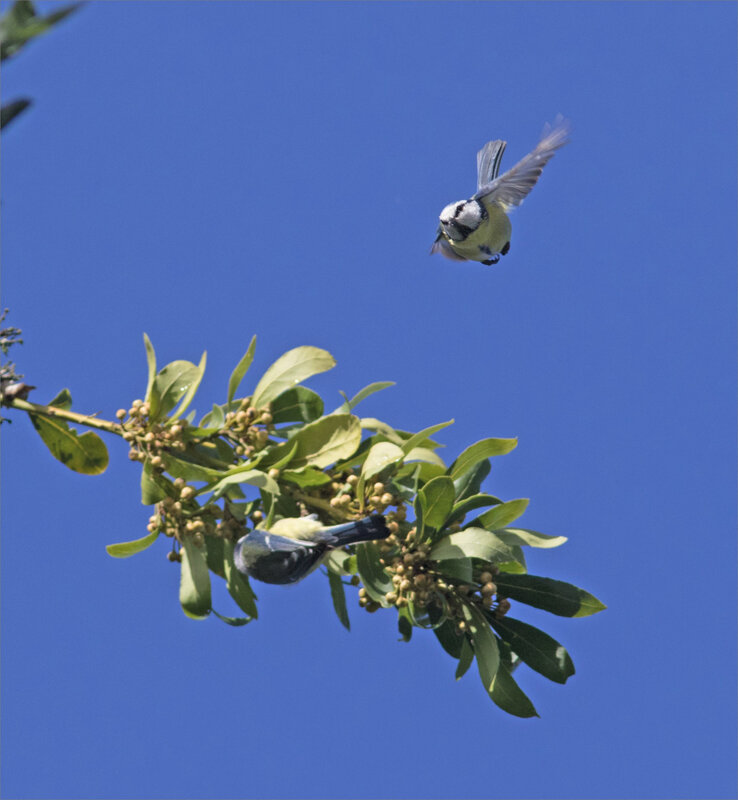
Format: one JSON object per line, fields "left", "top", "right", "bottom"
{"left": 2, "top": 2, "right": 736, "bottom": 798}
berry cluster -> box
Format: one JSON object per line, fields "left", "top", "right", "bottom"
{"left": 117, "top": 400, "right": 186, "bottom": 469}
{"left": 358, "top": 525, "right": 510, "bottom": 627}
{"left": 222, "top": 397, "right": 273, "bottom": 457}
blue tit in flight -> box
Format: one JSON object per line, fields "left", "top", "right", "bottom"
{"left": 431, "top": 116, "right": 570, "bottom": 266}
{"left": 233, "top": 515, "right": 390, "bottom": 585}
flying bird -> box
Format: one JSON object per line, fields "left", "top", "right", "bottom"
{"left": 431, "top": 116, "right": 570, "bottom": 265}
{"left": 233, "top": 515, "right": 390, "bottom": 585}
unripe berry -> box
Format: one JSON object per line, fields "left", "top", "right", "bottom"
{"left": 480, "top": 571, "right": 494, "bottom": 584}
{"left": 373, "top": 482, "right": 385, "bottom": 494}
{"left": 380, "top": 492, "right": 394, "bottom": 506}
{"left": 115, "top": 409, "right": 127, "bottom": 420}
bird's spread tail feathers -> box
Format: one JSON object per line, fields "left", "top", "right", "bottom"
{"left": 322, "top": 515, "right": 390, "bottom": 547}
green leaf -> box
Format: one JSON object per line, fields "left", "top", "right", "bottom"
{"left": 251, "top": 346, "right": 335, "bottom": 409}
{"left": 476, "top": 498, "right": 529, "bottom": 530}
{"left": 361, "top": 441, "right": 405, "bottom": 480}
{"left": 430, "top": 528, "right": 517, "bottom": 565}
{"left": 435, "top": 558, "right": 473, "bottom": 584}
{"left": 223, "top": 541, "right": 258, "bottom": 618}
{"left": 149, "top": 360, "right": 201, "bottom": 421}
{"left": 418, "top": 475, "right": 455, "bottom": 531}
{"left": 448, "top": 493, "right": 503, "bottom": 525}
{"left": 462, "top": 602, "right": 500, "bottom": 694}
{"left": 1, "top": 97, "right": 31, "bottom": 129}
{"left": 490, "top": 659, "right": 539, "bottom": 718}
{"left": 280, "top": 465, "right": 331, "bottom": 488}
{"left": 179, "top": 536, "right": 212, "bottom": 619}
{"left": 356, "top": 541, "right": 392, "bottom": 604}
{"left": 28, "top": 413, "right": 108, "bottom": 475}
{"left": 452, "top": 458, "right": 491, "bottom": 502}
{"left": 455, "top": 637, "right": 474, "bottom": 680}
{"left": 270, "top": 386, "right": 324, "bottom": 424}
{"left": 328, "top": 570, "right": 351, "bottom": 631}
{"left": 207, "top": 468, "right": 279, "bottom": 501}
{"left": 161, "top": 454, "right": 224, "bottom": 483}
{"left": 262, "top": 414, "right": 361, "bottom": 470}
{"left": 357, "top": 441, "right": 404, "bottom": 502}
{"left": 1, "top": 1, "right": 81, "bottom": 61}
{"left": 398, "top": 608, "right": 413, "bottom": 642}
{"left": 334, "top": 381, "right": 396, "bottom": 414}
{"left": 211, "top": 609, "right": 253, "bottom": 627}
{"left": 205, "top": 536, "right": 226, "bottom": 579}
{"left": 488, "top": 615, "right": 574, "bottom": 684}
{"left": 495, "top": 527, "right": 568, "bottom": 549}
{"left": 404, "top": 447, "right": 446, "bottom": 467}
{"left": 401, "top": 419, "right": 454, "bottom": 455}
{"left": 143, "top": 333, "right": 156, "bottom": 404}
{"left": 171, "top": 350, "right": 206, "bottom": 420}
{"left": 227, "top": 335, "right": 257, "bottom": 406}
{"left": 449, "top": 438, "right": 518, "bottom": 481}
{"left": 494, "top": 573, "right": 607, "bottom": 617}
{"left": 48, "top": 388, "right": 72, "bottom": 410}
{"left": 106, "top": 529, "right": 159, "bottom": 558}
{"left": 199, "top": 403, "right": 226, "bottom": 431}
{"left": 140, "top": 461, "right": 172, "bottom": 505}
{"left": 434, "top": 618, "right": 464, "bottom": 659}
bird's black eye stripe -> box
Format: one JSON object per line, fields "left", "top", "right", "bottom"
{"left": 475, "top": 199, "right": 488, "bottom": 219}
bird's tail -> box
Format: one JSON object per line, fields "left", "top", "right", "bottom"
{"left": 322, "top": 515, "right": 391, "bottom": 547}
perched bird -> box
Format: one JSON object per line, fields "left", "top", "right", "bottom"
{"left": 431, "top": 116, "right": 570, "bottom": 266}
{"left": 233, "top": 515, "right": 390, "bottom": 585}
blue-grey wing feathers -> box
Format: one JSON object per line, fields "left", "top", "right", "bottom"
{"left": 473, "top": 116, "right": 570, "bottom": 210}
{"left": 476, "top": 139, "right": 507, "bottom": 190}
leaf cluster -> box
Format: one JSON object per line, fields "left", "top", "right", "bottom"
{"left": 18, "top": 336, "right": 604, "bottom": 716}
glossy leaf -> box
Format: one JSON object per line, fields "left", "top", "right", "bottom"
{"left": 227, "top": 335, "right": 257, "bottom": 405}
{"left": 171, "top": 350, "right": 207, "bottom": 419}
{"left": 205, "top": 536, "right": 226, "bottom": 579}
{"left": 418, "top": 475, "right": 455, "bottom": 531}
{"left": 356, "top": 541, "right": 392, "bottom": 604}
{"left": 404, "top": 447, "right": 445, "bottom": 467}
{"left": 448, "top": 493, "right": 503, "bottom": 525}
{"left": 264, "top": 414, "right": 361, "bottom": 470}
{"left": 48, "top": 388, "right": 72, "bottom": 410}
{"left": 208, "top": 469, "right": 279, "bottom": 500}
{"left": 140, "top": 461, "right": 171, "bottom": 505}
{"left": 179, "top": 536, "right": 212, "bottom": 619}
{"left": 106, "top": 529, "right": 159, "bottom": 558}
{"left": 223, "top": 541, "right": 258, "bottom": 618}
{"left": 398, "top": 608, "right": 413, "bottom": 642}
{"left": 334, "top": 381, "right": 396, "bottom": 414}
{"left": 143, "top": 333, "right": 156, "bottom": 403}
{"left": 270, "top": 386, "right": 324, "bottom": 424}
{"left": 361, "top": 441, "right": 405, "bottom": 480}
{"left": 0, "top": 1, "right": 81, "bottom": 61}
{"left": 495, "top": 527, "right": 568, "bottom": 549}
{"left": 435, "top": 558, "right": 473, "bottom": 584}
{"left": 401, "top": 419, "right": 454, "bottom": 455}
{"left": 430, "top": 528, "right": 517, "bottom": 565}
{"left": 1, "top": 97, "right": 31, "bottom": 128}
{"left": 494, "top": 573, "right": 607, "bottom": 617}
{"left": 462, "top": 602, "right": 500, "bottom": 694}
{"left": 149, "top": 360, "right": 201, "bottom": 421}
{"left": 280, "top": 466, "right": 331, "bottom": 487}
{"left": 328, "top": 570, "right": 351, "bottom": 630}
{"left": 434, "top": 618, "right": 464, "bottom": 659}
{"left": 449, "top": 438, "right": 518, "bottom": 481}
{"left": 455, "top": 637, "right": 474, "bottom": 680}
{"left": 452, "top": 458, "right": 491, "bottom": 502}
{"left": 28, "top": 413, "right": 108, "bottom": 474}
{"left": 211, "top": 609, "right": 252, "bottom": 627}
{"left": 476, "top": 498, "right": 529, "bottom": 530}
{"left": 489, "top": 615, "right": 574, "bottom": 684}
{"left": 251, "top": 346, "right": 335, "bottom": 409}
{"left": 199, "top": 403, "right": 226, "bottom": 431}
{"left": 490, "top": 659, "right": 539, "bottom": 718}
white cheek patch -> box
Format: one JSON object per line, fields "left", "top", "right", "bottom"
{"left": 456, "top": 202, "right": 482, "bottom": 229}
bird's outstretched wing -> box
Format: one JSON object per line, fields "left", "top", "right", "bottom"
{"left": 473, "top": 116, "right": 569, "bottom": 210}
{"left": 476, "top": 139, "right": 507, "bottom": 190}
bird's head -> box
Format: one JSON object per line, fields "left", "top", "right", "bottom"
{"left": 439, "top": 199, "right": 485, "bottom": 242}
